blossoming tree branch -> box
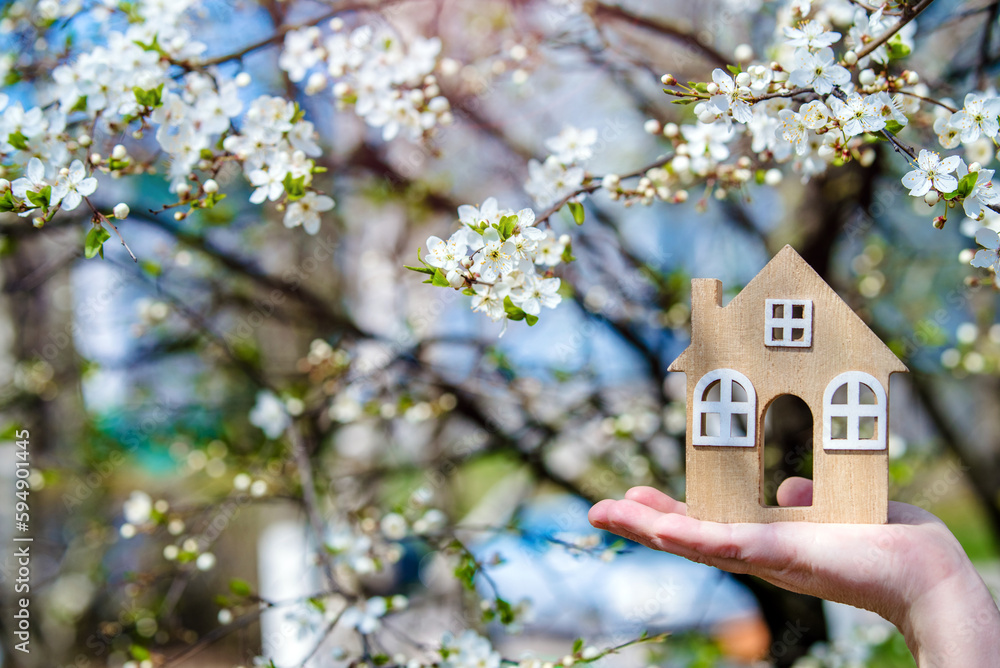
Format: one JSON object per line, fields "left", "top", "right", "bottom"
{"left": 3, "top": 0, "right": 1000, "bottom": 666}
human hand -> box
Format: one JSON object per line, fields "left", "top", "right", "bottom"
{"left": 588, "top": 478, "right": 1000, "bottom": 666}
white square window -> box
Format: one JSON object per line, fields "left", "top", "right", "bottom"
{"left": 765, "top": 299, "right": 813, "bottom": 347}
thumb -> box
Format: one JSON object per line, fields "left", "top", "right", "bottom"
{"left": 776, "top": 477, "right": 814, "bottom": 507}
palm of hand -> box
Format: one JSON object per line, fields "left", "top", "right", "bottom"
{"left": 587, "top": 478, "right": 971, "bottom": 628}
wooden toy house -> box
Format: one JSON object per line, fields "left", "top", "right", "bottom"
{"left": 668, "top": 246, "right": 907, "bottom": 523}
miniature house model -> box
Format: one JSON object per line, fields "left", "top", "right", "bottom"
{"left": 669, "top": 246, "right": 907, "bottom": 524}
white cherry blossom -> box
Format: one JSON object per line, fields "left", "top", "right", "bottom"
{"left": 784, "top": 20, "right": 841, "bottom": 50}
{"left": 426, "top": 235, "right": 467, "bottom": 271}
{"left": 283, "top": 191, "right": 335, "bottom": 234}
{"left": 524, "top": 155, "right": 585, "bottom": 208}
{"left": 831, "top": 93, "right": 885, "bottom": 137}
{"left": 476, "top": 228, "right": 516, "bottom": 281}
{"left": 901, "top": 150, "right": 961, "bottom": 197}
{"left": 787, "top": 48, "right": 850, "bottom": 95}
{"left": 971, "top": 227, "right": 1000, "bottom": 274}
{"left": 956, "top": 162, "right": 1000, "bottom": 219}
{"left": 511, "top": 274, "right": 562, "bottom": 315}
{"left": 544, "top": 126, "right": 598, "bottom": 163}
{"left": 56, "top": 160, "right": 98, "bottom": 211}
{"left": 949, "top": 93, "right": 1000, "bottom": 143}
{"left": 708, "top": 68, "right": 753, "bottom": 124}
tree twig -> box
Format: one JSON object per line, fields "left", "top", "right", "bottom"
{"left": 855, "top": 0, "right": 935, "bottom": 59}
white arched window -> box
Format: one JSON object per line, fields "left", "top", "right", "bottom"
{"left": 823, "top": 371, "right": 887, "bottom": 450}
{"left": 692, "top": 369, "right": 756, "bottom": 447}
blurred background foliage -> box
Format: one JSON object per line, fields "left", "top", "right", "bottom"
{"left": 1, "top": 1, "right": 999, "bottom": 667}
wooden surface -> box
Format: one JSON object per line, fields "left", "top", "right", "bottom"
{"left": 669, "top": 245, "right": 907, "bottom": 524}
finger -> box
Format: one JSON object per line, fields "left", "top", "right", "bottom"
{"left": 776, "top": 477, "right": 813, "bottom": 507}
{"left": 602, "top": 499, "right": 777, "bottom": 572}
{"left": 589, "top": 499, "right": 668, "bottom": 549}
{"left": 587, "top": 499, "right": 615, "bottom": 527}
{"left": 623, "top": 486, "right": 688, "bottom": 515}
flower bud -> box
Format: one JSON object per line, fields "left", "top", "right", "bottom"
{"left": 33, "top": 217, "right": 44, "bottom": 228}
{"left": 969, "top": 162, "right": 982, "bottom": 173}
{"left": 932, "top": 215, "right": 946, "bottom": 229}
{"left": 0, "top": 178, "right": 8, "bottom": 191}
{"left": 734, "top": 43, "right": 753, "bottom": 61}
{"left": 906, "top": 70, "right": 919, "bottom": 85}
{"left": 764, "top": 168, "right": 783, "bottom": 186}
{"left": 706, "top": 82, "right": 719, "bottom": 95}
{"left": 735, "top": 72, "right": 751, "bottom": 87}
{"left": 923, "top": 191, "right": 939, "bottom": 206}
{"left": 446, "top": 269, "right": 465, "bottom": 288}
{"left": 843, "top": 50, "right": 858, "bottom": 66}
{"left": 90, "top": 152, "right": 102, "bottom": 164}
{"left": 305, "top": 71, "right": 327, "bottom": 95}
{"left": 78, "top": 133, "right": 92, "bottom": 147}
{"left": 176, "top": 183, "right": 191, "bottom": 198}
{"left": 643, "top": 118, "right": 662, "bottom": 135}
{"left": 114, "top": 202, "right": 130, "bottom": 219}
{"left": 858, "top": 69, "right": 876, "bottom": 86}
{"left": 174, "top": 211, "right": 186, "bottom": 221}
{"left": 235, "top": 72, "right": 252, "bottom": 87}
{"left": 660, "top": 73, "right": 676, "bottom": 86}
{"left": 674, "top": 190, "right": 689, "bottom": 203}
{"left": 601, "top": 173, "right": 620, "bottom": 189}
{"left": 112, "top": 144, "right": 127, "bottom": 160}
{"left": 203, "top": 179, "right": 219, "bottom": 194}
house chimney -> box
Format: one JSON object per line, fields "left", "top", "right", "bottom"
{"left": 690, "top": 278, "right": 721, "bottom": 339}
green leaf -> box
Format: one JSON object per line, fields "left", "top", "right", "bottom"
{"left": 567, "top": 200, "right": 585, "bottom": 225}
{"left": 887, "top": 34, "right": 911, "bottom": 60}
{"left": 404, "top": 264, "right": 435, "bottom": 275}
{"left": 461, "top": 288, "right": 475, "bottom": 296}
{"left": 140, "top": 259, "right": 162, "bottom": 276}
{"left": 431, "top": 268, "right": 451, "bottom": 287}
{"left": 504, "top": 296, "right": 524, "bottom": 321}
{"left": 726, "top": 64, "right": 741, "bottom": 74}
{"left": 495, "top": 598, "right": 515, "bottom": 625}
{"left": 7, "top": 131, "right": 29, "bottom": 151}
{"left": 0, "top": 190, "right": 17, "bottom": 212}
{"left": 453, "top": 551, "right": 478, "bottom": 590}
{"left": 670, "top": 98, "right": 695, "bottom": 105}
{"left": 282, "top": 172, "right": 307, "bottom": 201}
{"left": 498, "top": 214, "right": 518, "bottom": 240}
{"left": 228, "top": 578, "right": 253, "bottom": 597}
{"left": 561, "top": 240, "right": 576, "bottom": 264}
{"left": 884, "top": 120, "right": 904, "bottom": 134}
{"left": 203, "top": 192, "right": 226, "bottom": 208}
{"left": 130, "top": 645, "right": 151, "bottom": 661}
{"left": 291, "top": 102, "right": 306, "bottom": 124}
{"left": 693, "top": 82, "right": 709, "bottom": 94}
{"left": 957, "top": 172, "right": 978, "bottom": 198}
{"left": 133, "top": 34, "right": 164, "bottom": 55}
{"left": 525, "top": 313, "right": 538, "bottom": 326}
{"left": 70, "top": 95, "right": 88, "bottom": 113}
{"left": 133, "top": 83, "right": 164, "bottom": 109}
{"left": 25, "top": 186, "right": 50, "bottom": 209}
{"left": 573, "top": 638, "right": 584, "bottom": 654}
{"left": 84, "top": 226, "right": 111, "bottom": 260}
